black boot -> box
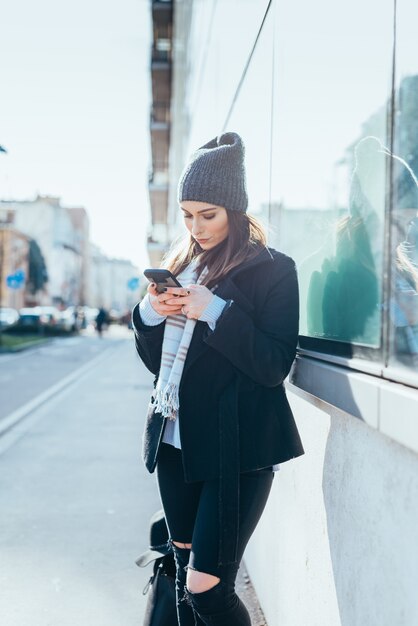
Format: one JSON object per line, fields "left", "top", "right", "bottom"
{"left": 184, "top": 578, "right": 251, "bottom": 626}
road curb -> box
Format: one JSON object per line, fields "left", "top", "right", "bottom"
{"left": 0, "top": 338, "right": 53, "bottom": 353}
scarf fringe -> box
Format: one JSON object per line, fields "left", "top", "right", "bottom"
{"left": 151, "top": 263, "right": 210, "bottom": 421}
{"left": 154, "top": 381, "right": 179, "bottom": 421}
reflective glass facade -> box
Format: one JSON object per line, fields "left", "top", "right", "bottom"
{"left": 271, "top": 0, "right": 393, "bottom": 354}
{"left": 387, "top": 2, "right": 418, "bottom": 379}
{"left": 171, "top": 0, "right": 418, "bottom": 386}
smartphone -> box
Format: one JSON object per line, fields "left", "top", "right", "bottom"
{"left": 143, "top": 268, "right": 183, "bottom": 294}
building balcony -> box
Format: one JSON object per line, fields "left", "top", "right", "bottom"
{"left": 147, "top": 239, "right": 169, "bottom": 267}
{"left": 151, "top": 58, "right": 171, "bottom": 104}
{"left": 150, "top": 102, "right": 170, "bottom": 126}
{"left": 148, "top": 170, "right": 169, "bottom": 186}
{"left": 148, "top": 185, "right": 168, "bottom": 225}
{"left": 151, "top": 127, "right": 170, "bottom": 174}
{"left": 147, "top": 225, "right": 170, "bottom": 266}
{"left": 151, "top": 49, "right": 171, "bottom": 64}
{"left": 152, "top": 0, "right": 172, "bottom": 28}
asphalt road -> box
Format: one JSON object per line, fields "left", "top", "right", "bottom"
{"left": 0, "top": 328, "right": 162, "bottom": 626}
{"left": 0, "top": 328, "right": 129, "bottom": 421}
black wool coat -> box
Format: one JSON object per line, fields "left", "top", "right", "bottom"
{"left": 132, "top": 245, "right": 305, "bottom": 565}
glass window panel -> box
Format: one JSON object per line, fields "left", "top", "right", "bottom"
{"left": 170, "top": 0, "right": 271, "bottom": 234}
{"left": 387, "top": 2, "right": 418, "bottom": 376}
{"left": 226, "top": 7, "right": 274, "bottom": 217}
{"left": 184, "top": 0, "right": 271, "bottom": 152}
{"left": 270, "top": 0, "right": 394, "bottom": 351}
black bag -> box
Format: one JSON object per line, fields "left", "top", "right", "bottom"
{"left": 142, "top": 552, "right": 177, "bottom": 626}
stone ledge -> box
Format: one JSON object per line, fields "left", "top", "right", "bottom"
{"left": 236, "top": 560, "right": 268, "bottom": 626}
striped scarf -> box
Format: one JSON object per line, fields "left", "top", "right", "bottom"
{"left": 153, "top": 260, "right": 210, "bottom": 421}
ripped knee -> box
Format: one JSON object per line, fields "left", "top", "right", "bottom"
{"left": 186, "top": 568, "right": 221, "bottom": 594}
{"left": 172, "top": 540, "right": 192, "bottom": 549}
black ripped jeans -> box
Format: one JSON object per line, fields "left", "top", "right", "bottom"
{"left": 156, "top": 442, "right": 274, "bottom": 626}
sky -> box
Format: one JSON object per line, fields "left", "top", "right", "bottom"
{"left": 0, "top": 0, "right": 152, "bottom": 270}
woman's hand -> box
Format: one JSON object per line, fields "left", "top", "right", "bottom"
{"left": 147, "top": 283, "right": 184, "bottom": 316}
{"left": 164, "top": 284, "right": 214, "bottom": 319}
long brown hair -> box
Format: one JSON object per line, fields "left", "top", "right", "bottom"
{"left": 161, "top": 210, "right": 267, "bottom": 289}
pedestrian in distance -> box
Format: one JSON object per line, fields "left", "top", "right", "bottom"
{"left": 132, "top": 131, "right": 305, "bottom": 625}
{"left": 95, "top": 307, "right": 107, "bottom": 337}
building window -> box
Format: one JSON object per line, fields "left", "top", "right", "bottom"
{"left": 270, "top": 0, "right": 395, "bottom": 365}
{"left": 387, "top": 2, "right": 418, "bottom": 379}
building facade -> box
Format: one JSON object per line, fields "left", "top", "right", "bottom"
{"left": 0, "top": 225, "right": 30, "bottom": 309}
{"left": 156, "top": 1, "right": 418, "bottom": 624}
{"left": 147, "top": 0, "right": 174, "bottom": 266}
{"left": 0, "top": 195, "right": 84, "bottom": 307}
{"left": 67, "top": 206, "right": 90, "bottom": 305}
{"left": 0, "top": 196, "right": 142, "bottom": 312}
{"left": 89, "top": 243, "right": 142, "bottom": 314}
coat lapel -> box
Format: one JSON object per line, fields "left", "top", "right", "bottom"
{"left": 181, "top": 246, "right": 274, "bottom": 379}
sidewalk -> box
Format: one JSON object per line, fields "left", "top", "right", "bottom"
{"left": 0, "top": 336, "right": 161, "bottom": 625}
{"left": 0, "top": 334, "right": 267, "bottom": 625}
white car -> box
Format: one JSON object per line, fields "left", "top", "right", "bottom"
{"left": 0, "top": 307, "right": 19, "bottom": 328}
{"left": 37, "top": 306, "right": 62, "bottom": 327}
{"left": 58, "top": 306, "right": 84, "bottom": 332}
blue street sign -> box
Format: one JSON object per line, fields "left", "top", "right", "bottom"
{"left": 6, "top": 269, "right": 25, "bottom": 290}
{"left": 127, "top": 277, "right": 140, "bottom": 291}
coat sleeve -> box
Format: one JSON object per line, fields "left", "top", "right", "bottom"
{"left": 203, "top": 258, "right": 299, "bottom": 387}
{"left": 131, "top": 302, "right": 165, "bottom": 376}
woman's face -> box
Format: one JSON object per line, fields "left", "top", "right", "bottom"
{"left": 181, "top": 200, "right": 229, "bottom": 250}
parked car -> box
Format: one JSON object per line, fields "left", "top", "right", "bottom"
{"left": 17, "top": 307, "right": 44, "bottom": 331}
{"left": 17, "top": 306, "right": 62, "bottom": 332}
{"left": 0, "top": 307, "right": 19, "bottom": 328}
{"left": 38, "top": 306, "right": 62, "bottom": 327}
{"left": 58, "top": 306, "right": 84, "bottom": 332}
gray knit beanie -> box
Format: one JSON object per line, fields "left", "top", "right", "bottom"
{"left": 177, "top": 131, "right": 248, "bottom": 213}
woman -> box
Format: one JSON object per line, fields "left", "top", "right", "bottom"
{"left": 132, "top": 132, "right": 305, "bottom": 625}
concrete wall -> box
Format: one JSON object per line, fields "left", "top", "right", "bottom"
{"left": 245, "top": 384, "right": 418, "bottom": 626}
